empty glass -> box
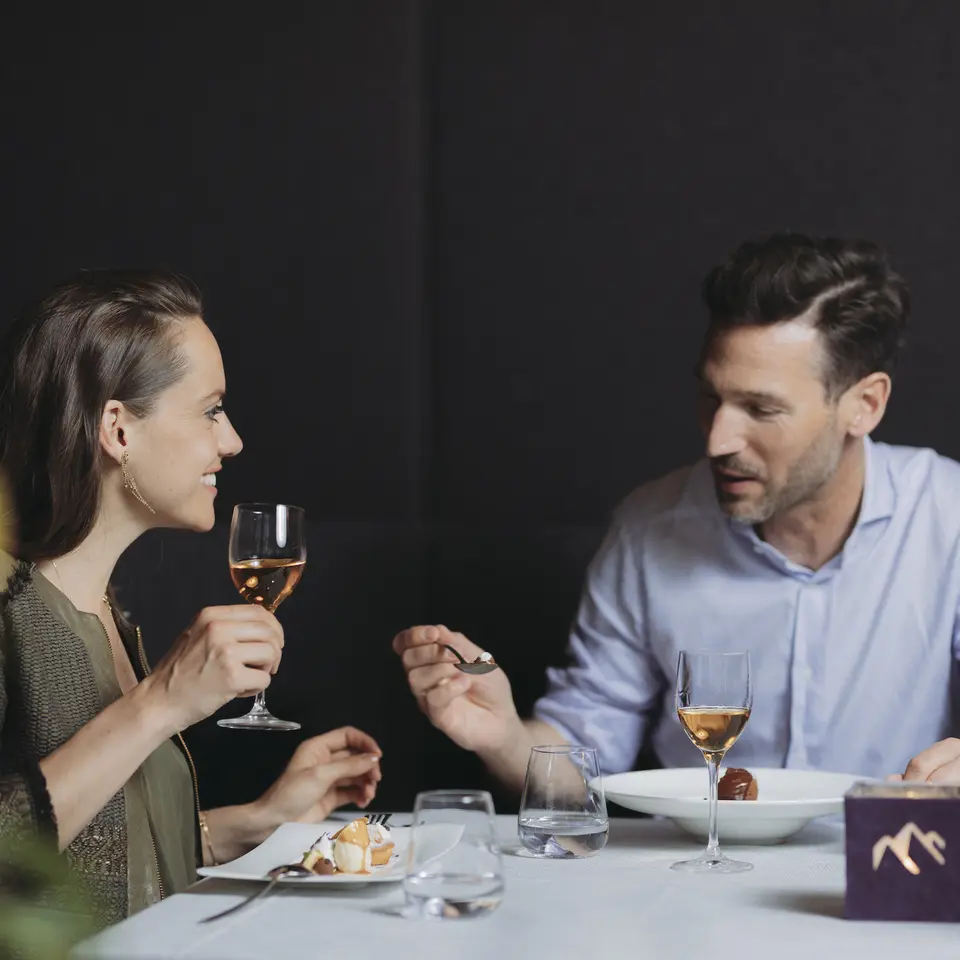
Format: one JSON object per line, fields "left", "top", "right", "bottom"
{"left": 403, "top": 790, "right": 504, "bottom": 919}
{"left": 518, "top": 744, "right": 608, "bottom": 858}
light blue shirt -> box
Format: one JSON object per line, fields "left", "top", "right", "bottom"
{"left": 534, "top": 439, "right": 960, "bottom": 778}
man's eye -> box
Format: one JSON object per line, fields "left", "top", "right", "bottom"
{"left": 748, "top": 405, "right": 778, "bottom": 419}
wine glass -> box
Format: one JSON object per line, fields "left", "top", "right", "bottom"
{"left": 217, "top": 503, "right": 306, "bottom": 731}
{"left": 672, "top": 650, "right": 753, "bottom": 873}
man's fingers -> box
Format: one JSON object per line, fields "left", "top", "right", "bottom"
{"left": 927, "top": 757, "right": 960, "bottom": 784}
{"left": 409, "top": 662, "right": 460, "bottom": 697}
{"left": 392, "top": 624, "right": 486, "bottom": 658}
{"left": 436, "top": 626, "right": 485, "bottom": 662}
{"left": 402, "top": 643, "right": 458, "bottom": 672}
{"left": 423, "top": 674, "right": 471, "bottom": 713}
{"left": 392, "top": 626, "right": 444, "bottom": 655}
{"left": 903, "top": 738, "right": 960, "bottom": 781}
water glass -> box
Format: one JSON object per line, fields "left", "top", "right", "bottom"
{"left": 403, "top": 790, "right": 504, "bottom": 919}
{"left": 518, "top": 744, "right": 608, "bottom": 858}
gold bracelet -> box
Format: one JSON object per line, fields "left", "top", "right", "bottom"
{"left": 198, "top": 812, "right": 219, "bottom": 866}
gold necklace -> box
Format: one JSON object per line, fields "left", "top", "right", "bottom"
{"left": 50, "top": 557, "right": 65, "bottom": 592}
{"left": 50, "top": 557, "right": 110, "bottom": 607}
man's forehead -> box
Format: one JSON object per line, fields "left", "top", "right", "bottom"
{"left": 700, "top": 320, "right": 826, "bottom": 385}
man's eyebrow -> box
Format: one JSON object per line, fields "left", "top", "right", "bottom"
{"left": 692, "top": 373, "right": 789, "bottom": 407}
{"left": 735, "top": 389, "right": 789, "bottom": 407}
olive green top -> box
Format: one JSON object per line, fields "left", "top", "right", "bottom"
{"left": 29, "top": 572, "right": 198, "bottom": 908}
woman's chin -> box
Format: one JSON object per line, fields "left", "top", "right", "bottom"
{"left": 162, "top": 499, "right": 217, "bottom": 533}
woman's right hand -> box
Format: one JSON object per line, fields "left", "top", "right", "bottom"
{"left": 144, "top": 605, "right": 284, "bottom": 732}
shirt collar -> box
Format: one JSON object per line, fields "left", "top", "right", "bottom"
{"left": 857, "top": 435, "right": 896, "bottom": 526}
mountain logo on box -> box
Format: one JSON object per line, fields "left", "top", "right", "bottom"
{"left": 872, "top": 822, "right": 946, "bottom": 875}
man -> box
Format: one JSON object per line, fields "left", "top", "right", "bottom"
{"left": 394, "top": 233, "right": 960, "bottom": 790}
{"left": 893, "top": 739, "right": 960, "bottom": 784}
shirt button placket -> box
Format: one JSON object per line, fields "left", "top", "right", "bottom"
{"left": 786, "top": 577, "right": 811, "bottom": 769}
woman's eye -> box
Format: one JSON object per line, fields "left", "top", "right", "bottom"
{"left": 206, "top": 403, "right": 224, "bottom": 420}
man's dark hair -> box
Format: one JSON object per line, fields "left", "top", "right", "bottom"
{"left": 701, "top": 233, "right": 910, "bottom": 397}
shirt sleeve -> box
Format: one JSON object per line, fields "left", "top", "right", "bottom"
{"left": 533, "top": 509, "right": 664, "bottom": 775}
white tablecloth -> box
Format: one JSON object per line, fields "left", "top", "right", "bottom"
{"left": 74, "top": 816, "right": 959, "bottom": 960}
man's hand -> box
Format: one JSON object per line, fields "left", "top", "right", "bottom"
{"left": 890, "top": 738, "right": 960, "bottom": 784}
{"left": 393, "top": 625, "right": 522, "bottom": 754}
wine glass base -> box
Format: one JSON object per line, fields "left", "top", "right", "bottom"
{"left": 217, "top": 713, "right": 301, "bottom": 731}
{"left": 671, "top": 853, "right": 753, "bottom": 874}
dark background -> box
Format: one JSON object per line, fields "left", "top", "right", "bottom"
{"left": 2, "top": 1, "right": 959, "bottom": 813}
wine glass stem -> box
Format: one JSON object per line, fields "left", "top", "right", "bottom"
{"left": 252, "top": 602, "right": 277, "bottom": 715}
{"left": 704, "top": 750, "right": 724, "bottom": 859}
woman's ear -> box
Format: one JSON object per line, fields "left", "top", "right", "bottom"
{"left": 99, "top": 399, "right": 127, "bottom": 464}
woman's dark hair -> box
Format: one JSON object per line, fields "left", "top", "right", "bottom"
{"left": 701, "top": 233, "right": 910, "bottom": 397}
{"left": 0, "top": 269, "right": 202, "bottom": 562}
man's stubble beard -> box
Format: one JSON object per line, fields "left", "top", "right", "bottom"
{"left": 719, "top": 419, "right": 844, "bottom": 525}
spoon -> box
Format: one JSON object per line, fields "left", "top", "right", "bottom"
{"left": 200, "top": 862, "right": 314, "bottom": 923}
{"left": 200, "top": 814, "right": 395, "bottom": 922}
{"left": 441, "top": 643, "right": 501, "bottom": 675}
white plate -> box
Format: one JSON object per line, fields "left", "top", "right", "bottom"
{"left": 601, "top": 767, "right": 867, "bottom": 844}
{"left": 197, "top": 822, "right": 408, "bottom": 885}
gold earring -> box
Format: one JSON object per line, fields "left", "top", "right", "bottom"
{"left": 120, "top": 449, "right": 156, "bottom": 514}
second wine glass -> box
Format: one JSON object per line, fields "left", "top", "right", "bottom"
{"left": 672, "top": 650, "right": 753, "bottom": 873}
{"left": 217, "top": 503, "right": 306, "bottom": 731}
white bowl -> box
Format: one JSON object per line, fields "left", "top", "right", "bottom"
{"left": 600, "top": 767, "right": 866, "bottom": 844}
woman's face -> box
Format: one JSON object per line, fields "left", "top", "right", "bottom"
{"left": 124, "top": 318, "right": 243, "bottom": 532}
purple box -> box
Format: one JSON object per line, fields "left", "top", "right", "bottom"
{"left": 845, "top": 781, "right": 960, "bottom": 922}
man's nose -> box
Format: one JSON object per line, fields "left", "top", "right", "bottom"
{"left": 705, "top": 406, "right": 747, "bottom": 459}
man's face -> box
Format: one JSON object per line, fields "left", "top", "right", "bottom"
{"left": 696, "top": 320, "right": 847, "bottom": 524}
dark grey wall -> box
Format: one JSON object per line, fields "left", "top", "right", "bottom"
{"left": 3, "top": 1, "right": 959, "bottom": 811}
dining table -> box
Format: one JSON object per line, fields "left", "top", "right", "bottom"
{"left": 73, "top": 814, "right": 959, "bottom": 960}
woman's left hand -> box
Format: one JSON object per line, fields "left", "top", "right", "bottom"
{"left": 254, "top": 726, "right": 382, "bottom": 828}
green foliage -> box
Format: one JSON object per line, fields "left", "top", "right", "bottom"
{"left": 0, "top": 833, "right": 97, "bottom": 960}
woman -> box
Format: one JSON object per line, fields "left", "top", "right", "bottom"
{"left": 0, "top": 269, "right": 382, "bottom": 926}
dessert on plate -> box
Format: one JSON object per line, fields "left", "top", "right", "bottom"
{"left": 368, "top": 820, "right": 395, "bottom": 866}
{"left": 718, "top": 767, "right": 758, "bottom": 800}
{"left": 300, "top": 816, "right": 395, "bottom": 875}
